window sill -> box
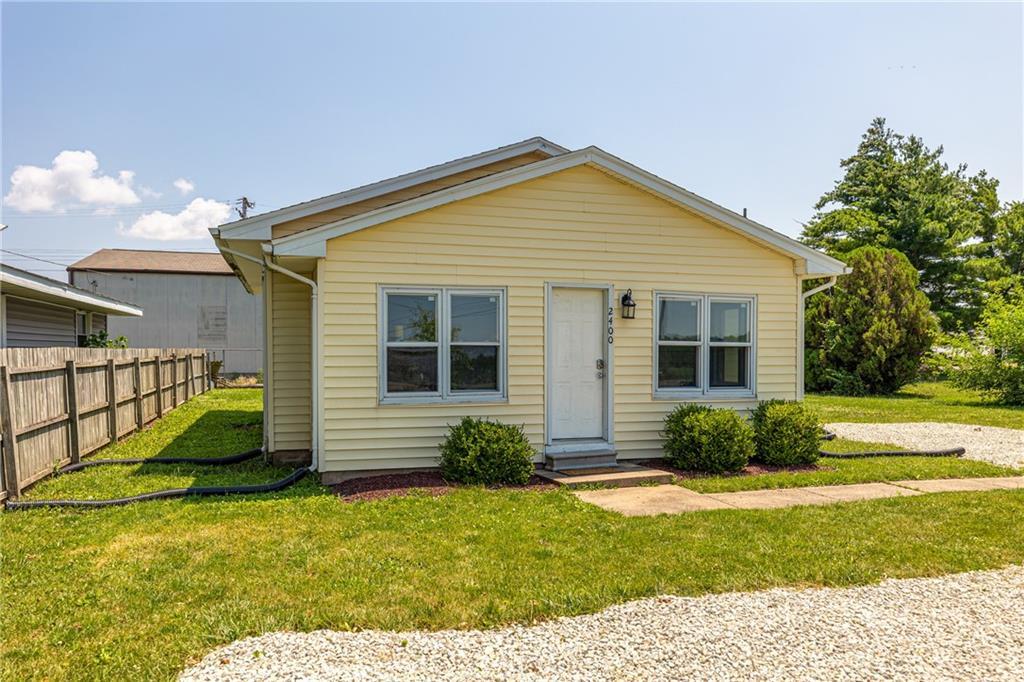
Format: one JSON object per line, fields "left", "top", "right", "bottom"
{"left": 653, "top": 390, "right": 756, "bottom": 402}
{"left": 378, "top": 395, "right": 509, "bottom": 406}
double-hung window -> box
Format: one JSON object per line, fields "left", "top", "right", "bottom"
{"left": 380, "top": 287, "right": 505, "bottom": 403}
{"left": 655, "top": 292, "right": 754, "bottom": 397}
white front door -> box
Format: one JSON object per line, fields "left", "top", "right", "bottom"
{"left": 550, "top": 287, "right": 605, "bottom": 440}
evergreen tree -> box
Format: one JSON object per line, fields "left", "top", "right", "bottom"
{"left": 805, "top": 246, "right": 937, "bottom": 395}
{"left": 802, "top": 118, "right": 999, "bottom": 330}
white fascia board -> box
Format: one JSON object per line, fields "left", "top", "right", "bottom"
{"left": 216, "top": 136, "right": 568, "bottom": 241}
{"left": 583, "top": 148, "right": 849, "bottom": 275}
{"left": 0, "top": 268, "right": 143, "bottom": 316}
{"left": 273, "top": 150, "right": 589, "bottom": 256}
{"left": 273, "top": 146, "right": 849, "bottom": 276}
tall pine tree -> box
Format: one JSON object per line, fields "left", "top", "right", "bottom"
{"left": 802, "top": 118, "right": 1000, "bottom": 330}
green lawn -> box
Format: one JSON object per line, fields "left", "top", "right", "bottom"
{"left": 2, "top": 386, "right": 1023, "bottom": 680}
{"left": 807, "top": 381, "right": 1024, "bottom": 429}
{"left": 23, "top": 389, "right": 292, "bottom": 501}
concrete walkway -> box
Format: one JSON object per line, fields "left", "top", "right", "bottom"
{"left": 573, "top": 477, "right": 1024, "bottom": 516}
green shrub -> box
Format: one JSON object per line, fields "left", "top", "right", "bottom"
{"left": 947, "top": 286, "right": 1024, "bottom": 405}
{"left": 805, "top": 246, "right": 937, "bottom": 395}
{"left": 438, "top": 416, "right": 535, "bottom": 485}
{"left": 662, "top": 405, "right": 753, "bottom": 473}
{"left": 751, "top": 400, "right": 822, "bottom": 466}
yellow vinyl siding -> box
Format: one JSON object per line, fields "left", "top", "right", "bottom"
{"left": 269, "top": 270, "right": 312, "bottom": 451}
{"left": 318, "top": 164, "right": 798, "bottom": 470}
{"left": 272, "top": 151, "right": 551, "bottom": 239}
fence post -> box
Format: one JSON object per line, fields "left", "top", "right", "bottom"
{"left": 155, "top": 355, "right": 163, "bottom": 417}
{"left": 186, "top": 353, "right": 194, "bottom": 400}
{"left": 171, "top": 353, "right": 178, "bottom": 407}
{"left": 1, "top": 367, "right": 22, "bottom": 500}
{"left": 65, "top": 360, "right": 81, "bottom": 464}
{"left": 106, "top": 358, "right": 117, "bottom": 444}
{"left": 133, "top": 357, "right": 144, "bottom": 432}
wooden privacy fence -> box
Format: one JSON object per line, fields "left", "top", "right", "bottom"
{"left": 0, "top": 347, "right": 210, "bottom": 502}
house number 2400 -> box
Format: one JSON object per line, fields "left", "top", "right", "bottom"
{"left": 607, "top": 307, "right": 615, "bottom": 344}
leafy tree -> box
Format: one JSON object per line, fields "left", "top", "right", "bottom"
{"left": 802, "top": 118, "right": 1000, "bottom": 330}
{"left": 805, "top": 246, "right": 937, "bottom": 395}
{"left": 993, "top": 202, "right": 1024, "bottom": 289}
{"left": 84, "top": 330, "right": 128, "bottom": 348}
{"left": 947, "top": 285, "right": 1024, "bottom": 405}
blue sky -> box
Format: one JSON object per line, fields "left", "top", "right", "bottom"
{"left": 2, "top": 2, "right": 1021, "bottom": 278}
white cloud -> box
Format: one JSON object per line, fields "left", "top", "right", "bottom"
{"left": 118, "top": 197, "right": 231, "bottom": 240}
{"left": 3, "top": 150, "right": 140, "bottom": 212}
{"left": 173, "top": 178, "right": 195, "bottom": 196}
{"left": 139, "top": 186, "right": 163, "bottom": 199}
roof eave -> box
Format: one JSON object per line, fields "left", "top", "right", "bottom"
{"left": 215, "top": 136, "right": 568, "bottom": 241}
{"left": 270, "top": 146, "right": 851, "bottom": 275}
{"left": 0, "top": 268, "right": 144, "bottom": 316}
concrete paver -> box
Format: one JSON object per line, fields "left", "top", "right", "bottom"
{"left": 574, "top": 485, "right": 732, "bottom": 516}
{"left": 703, "top": 488, "right": 834, "bottom": 509}
{"left": 893, "top": 478, "right": 1012, "bottom": 493}
{"left": 799, "top": 482, "right": 921, "bottom": 502}
{"left": 572, "top": 476, "right": 1024, "bottom": 516}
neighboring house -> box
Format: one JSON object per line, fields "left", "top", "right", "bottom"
{"left": 212, "top": 137, "right": 849, "bottom": 481}
{"left": 67, "top": 249, "right": 263, "bottom": 375}
{"left": 0, "top": 263, "right": 142, "bottom": 348}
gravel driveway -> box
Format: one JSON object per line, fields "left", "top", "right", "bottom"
{"left": 180, "top": 565, "right": 1024, "bottom": 681}
{"left": 827, "top": 422, "right": 1024, "bottom": 469}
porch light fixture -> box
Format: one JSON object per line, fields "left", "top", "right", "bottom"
{"left": 620, "top": 289, "right": 636, "bottom": 319}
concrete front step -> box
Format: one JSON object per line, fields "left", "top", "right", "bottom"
{"left": 544, "top": 447, "right": 618, "bottom": 472}
{"left": 535, "top": 463, "right": 674, "bottom": 488}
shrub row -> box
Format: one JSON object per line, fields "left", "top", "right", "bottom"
{"left": 663, "top": 400, "right": 822, "bottom": 473}
{"left": 437, "top": 400, "right": 824, "bottom": 485}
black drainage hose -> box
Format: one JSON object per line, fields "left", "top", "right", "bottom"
{"left": 56, "top": 447, "right": 263, "bottom": 475}
{"left": 818, "top": 430, "right": 966, "bottom": 459}
{"left": 5, "top": 466, "right": 311, "bottom": 511}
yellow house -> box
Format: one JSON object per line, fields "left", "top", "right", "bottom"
{"left": 212, "top": 138, "right": 848, "bottom": 483}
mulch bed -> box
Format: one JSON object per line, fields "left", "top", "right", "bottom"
{"left": 638, "top": 458, "right": 831, "bottom": 480}
{"left": 331, "top": 471, "right": 557, "bottom": 503}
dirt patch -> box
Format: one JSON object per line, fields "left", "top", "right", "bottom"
{"left": 331, "top": 471, "right": 557, "bottom": 502}
{"left": 638, "top": 458, "right": 831, "bottom": 480}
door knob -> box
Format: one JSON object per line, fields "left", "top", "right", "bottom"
{"left": 596, "top": 358, "right": 605, "bottom": 370}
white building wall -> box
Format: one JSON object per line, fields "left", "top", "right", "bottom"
{"left": 70, "top": 271, "right": 263, "bottom": 374}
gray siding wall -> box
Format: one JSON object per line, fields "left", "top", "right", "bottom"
{"left": 70, "top": 271, "right": 263, "bottom": 374}
{"left": 4, "top": 296, "right": 77, "bottom": 348}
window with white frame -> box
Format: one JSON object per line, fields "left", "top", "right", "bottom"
{"left": 655, "top": 293, "right": 754, "bottom": 395}
{"left": 381, "top": 287, "right": 505, "bottom": 402}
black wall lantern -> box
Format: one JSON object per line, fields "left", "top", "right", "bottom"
{"left": 620, "top": 288, "right": 636, "bottom": 319}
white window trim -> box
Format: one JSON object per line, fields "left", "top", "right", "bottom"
{"left": 653, "top": 291, "right": 757, "bottom": 400}
{"left": 378, "top": 286, "right": 507, "bottom": 405}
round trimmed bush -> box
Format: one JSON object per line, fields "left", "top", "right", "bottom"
{"left": 438, "top": 416, "right": 535, "bottom": 485}
{"left": 751, "top": 400, "right": 822, "bottom": 466}
{"left": 662, "top": 405, "right": 753, "bottom": 473}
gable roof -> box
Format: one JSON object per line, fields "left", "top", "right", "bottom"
{"left": 215, "top": 136, "right": 568, "bottom": 241}
{"left": 68, "top": 249, "right": 233, "bottom": 275}
{"left": 1, "top": 263, "right": 143, "bottom": 316}
{"left": 263, "top": 146, "right": 848, "bottom": 277}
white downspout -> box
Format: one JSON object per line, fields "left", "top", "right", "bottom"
{"left": 215, "top": 243, "right": 271, "bottom": 452}
{"left": 261, "top": 248, "right": 319, "bottom": 473}
{"left": 797, "top": 274, "right": 839, "bottom": 401}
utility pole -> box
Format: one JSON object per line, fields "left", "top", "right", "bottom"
{"left": 235, "top": 197, "right": 255, "bottom": 220}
